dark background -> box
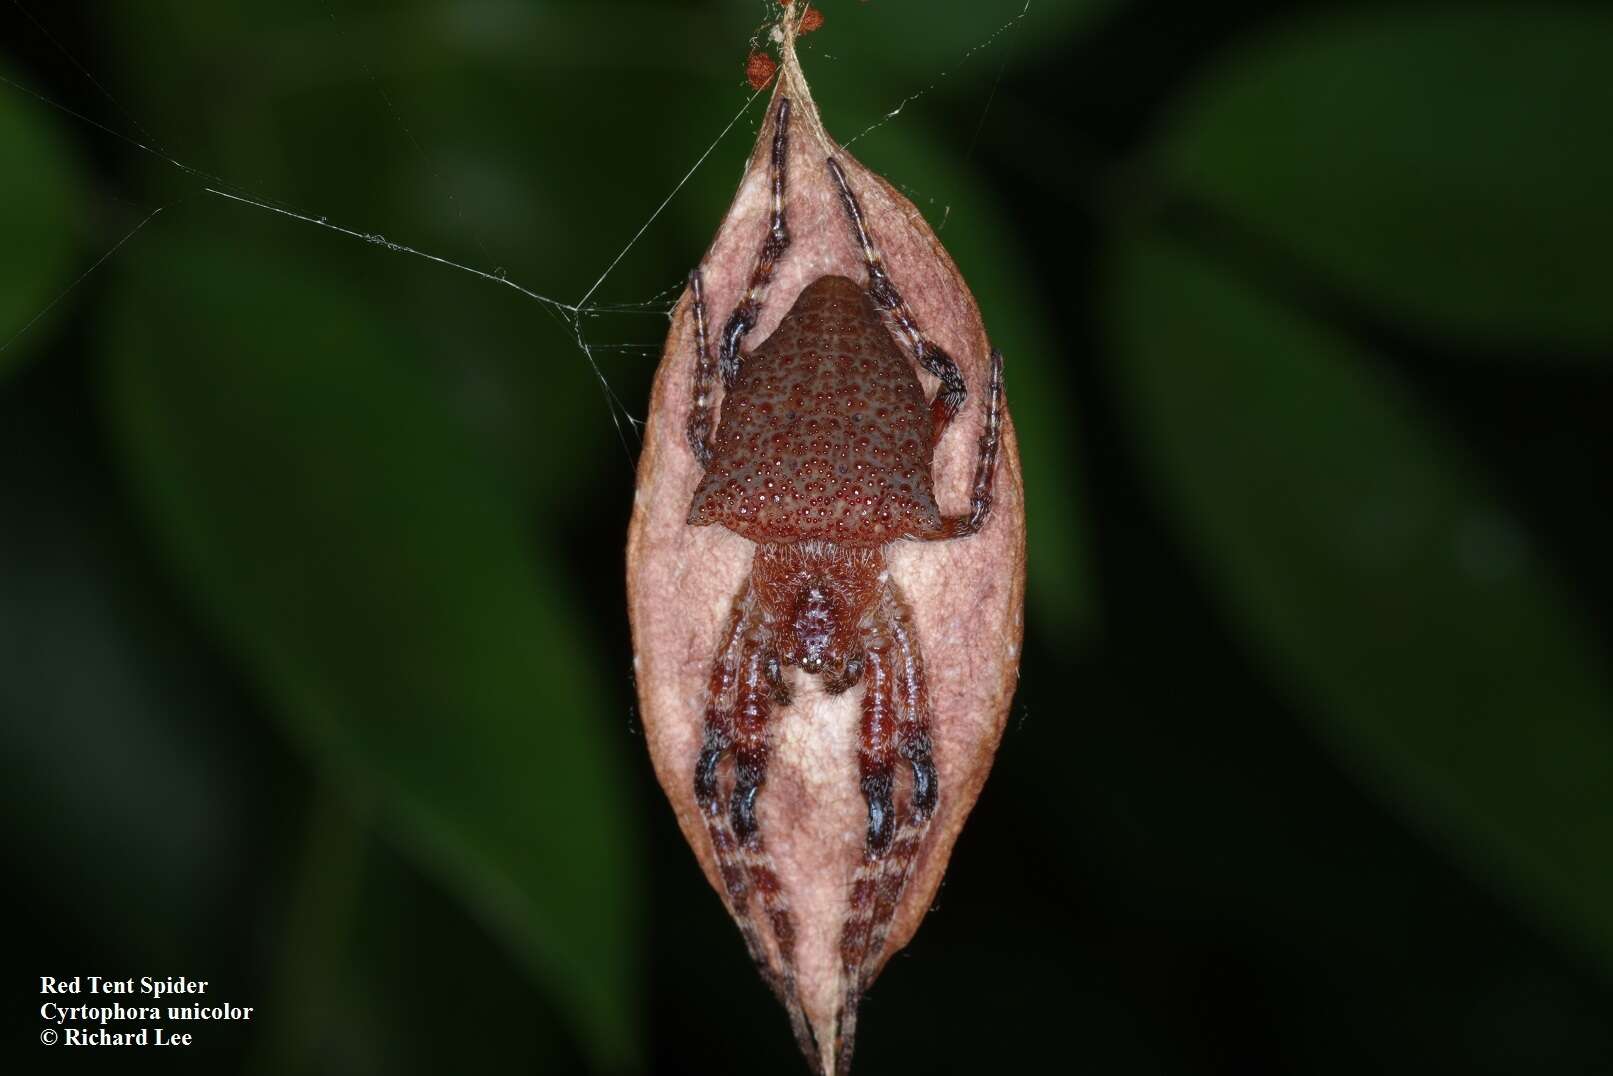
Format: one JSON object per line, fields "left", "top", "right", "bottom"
{"left": 4, "top": 1, "right": 1611, "bottom": 1073}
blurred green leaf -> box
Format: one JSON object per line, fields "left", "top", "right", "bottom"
{"left": 0, "top": 79, "right": 81, "bottom": 375}
{"left": 1153, "top": 6, "right": 1613, "bottom": 351}
{"left": 854, "top": 120, "right": 1098, "bottom": 639}
{"left": 101, "top": 238, "right": 642, "bottom": 1068}
{"left": 1107, "top": 233, "right": 1613, "bottom": 968}
{"left": 0, "top": 411, "right": 244, "bottom": 958}
{"left": 113, "top": 0, "right": 715, "bottom": 510}
{"left": 256, "top": 797, "right": 581, "bottom": 1076}
{"left": 800, "top": 0, "right": 1116, "bottom": 77}
{"left": 805, "top": 0, "right": 1116, "bottom": 150}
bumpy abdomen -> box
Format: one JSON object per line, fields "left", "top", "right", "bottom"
{"left": 688, "top": 275, "right": 942, "bottom": 545}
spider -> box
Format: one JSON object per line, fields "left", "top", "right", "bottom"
{"left": 681, "top": 96, "right": 1004, "bottom": 1065}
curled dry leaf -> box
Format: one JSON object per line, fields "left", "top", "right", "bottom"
{"left": 626, "top": 7, "right": 1025, "bottom": 1072}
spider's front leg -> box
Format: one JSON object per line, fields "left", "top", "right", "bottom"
{"left": 849, "top": 583, "right": 938, "bottom": 889}
{"left": 882, "top": 583, "right": 940, "bottom": 838}
{"left": 692, "top": 584, "right": 816, "bottom": 1058}
{"left": 726, "top": 638, "right": 775, "bottom": 851}
{"left": 693, "top": 587, "right": 785, "bottom": 907}
{"left": 693, "top": 594, "right": 765, "bottom": 939}
{"left": 835, "top": 581, "right": 939, "bottom": 1069}
{"left": 851, "top": 632, "right": 904, "bottom": 859}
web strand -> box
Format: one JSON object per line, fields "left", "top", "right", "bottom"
{"left": 314, "top": 0, "right": 497, "bottom": 267}
{"left": 1, "top": 3, "right": 1030, "bottom": 461}
{"left": 0, "top": 203, "right": 171, "bottom": 355}
{"left": 202, "top": 188, "right": 575, "bottom": 315}
{"left": 9, "top": 0, "right": 170, "bottom": 155}
{"left": 575, "top": 89, "right": 764, "bottom": 313}
{"left": 844, "top": 0, "right": 1033, "bottom": 147}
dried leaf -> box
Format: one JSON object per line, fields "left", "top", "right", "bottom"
{"left": 626, "top": 8, "right": 1026, "bottom": 1073}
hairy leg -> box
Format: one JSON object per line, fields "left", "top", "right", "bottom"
{"left": 864, "top": 581, "right": 937, "bottom": 964}
{"left": 693, "top": 581, "right": 817, "bottom": 1061}
{"left": 832, "top": 625, "right": 894, "bottom": 1072}
{"left": 826, "top": 155, "right": 966, "bottom": 449}
{"left": 717, "top": 96, "right": 794, "bottom": 391}
{"left": 683, "top": 268, "right": 717, "bottom": 468}
{"left": 834, "top": 580, "right": 939, "bottom": 1070}
{"left": 693, "top": 591, "right": 766, "bottom": 960}
{"left": 915, "top": 346, "right": 1005, "bottom": 540}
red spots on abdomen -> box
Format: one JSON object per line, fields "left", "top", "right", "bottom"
{"left": 688, "top": 275, "right": 942, "bottom": 545}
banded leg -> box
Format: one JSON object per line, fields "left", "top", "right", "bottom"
{"left": 914, "top": 346, "right": 1005, "bottom": 540}
{"left": 826, "top": 155, "right": 966, "bottom": 448}
{"left": 833, "top": 633, "right": 895, "bottom": 1072}
{"left": 683, "top": 268, "right": 716, "bottom": 468}
{"left": 856, "top": 642, "right": 899, "bottom": 859}
{"left": 693, "top": 593, "right": 768, "bottom": 965}
{"left": 840, "top": 633, "right": 902, "bottom": 954}
{"left": 692, "top": 583, "right": 817, "bottom": 1062}
{"left": 863, "top": 582, "right": 937, "bottom": 966}
{"left": 834, "top": 582, "right": 941, "bottom": 1071}
{"left": 718, "top": 96, "right": 794, "bottom": 390}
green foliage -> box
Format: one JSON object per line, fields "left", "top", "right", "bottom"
{"left": 5, "top": 1, "right": 1613, "bottom": 1071}
{"left": 101, "top": 238, "right": 641, "bottom": 1069}
{"left": 0, "top": 79, "right": 81, "bottom": 376}
{"left": 1107, "top": 1, "right": 1613, "bottom": 974}
{"left": 0, "top": 412, "right": 246, "bottom": 959}
{"left": 1154, "top": 6, "right": 1613, "bottom": 350}
{"left": 1108, "top": 233, "right": 1613, "bottom": 966}
{"left": 802, "top": 0, "right": 1117, "bottom": 77}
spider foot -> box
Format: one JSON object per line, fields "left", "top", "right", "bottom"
{"left": 902, "top": 731, "right": 938, "bottom": 820}
{"left": 860, "top": 769, "right": 895, "bottom": 858}
{"left": 694, "top": 730, "right": 727, "bottom": 813}
{"left": 730, "top": 746, "right": 767, "bottom": 848}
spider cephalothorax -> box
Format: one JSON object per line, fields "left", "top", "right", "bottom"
{"left": 678, "top": 94, "right": 1003, "bottom": 1071}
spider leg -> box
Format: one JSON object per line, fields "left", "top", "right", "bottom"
{"left": 911, "top": 346, "right": 1005, "bottom": 541}
{"left": 693, "top": 581, "right": 818, "bottom": 1063}
{"left": 833, "top": 631, "right": 895, "bottom": 1073}
{"left": 864, "top": 581, "right": 938, "bottom": 962}
{"left": 683, "top": 268, "right": 716, "bottom": 468}
{"left": 856, "top": 643, "right": 899, "bottom": 860}
{"left": 826, "top": 155, "right": 967, "bottom": 449}
{"left": 694, "top": 594, "right": 767, "bottom": 961}
{"left": 834, "top": 580, "right": 939, "bottom": 1072}
{"left": 717, "top": 96, "right": 794, "bottom": 391}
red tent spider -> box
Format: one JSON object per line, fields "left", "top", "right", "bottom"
{"left": 680, "top": 96, "right": 1004, "bottom": 1067}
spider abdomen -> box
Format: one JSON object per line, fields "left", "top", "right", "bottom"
{"left": 687, "top": 274, "right": 942, "bottom": 545}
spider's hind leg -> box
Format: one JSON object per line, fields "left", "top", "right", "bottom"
{"left": 716, "top": 96, "right": 795, "bottom": 391}
{"left": 683, "top": 268, "right": 718, "bottom": 467}
{"left": 914, "top": 345, "right": 1005, "bottom": 541}
{"left": 825, "top": 155, "right": 968, "bottom": 449}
